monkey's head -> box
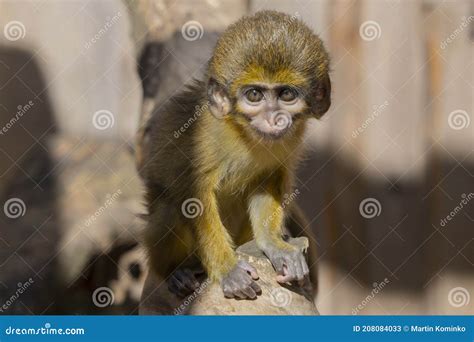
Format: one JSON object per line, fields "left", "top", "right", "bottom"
{"left": 207, "top": 10, "right": 331, "bottom": 141}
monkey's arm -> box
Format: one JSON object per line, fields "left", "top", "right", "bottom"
{"left": 195, "top": 182, "right": 261, "bottom": 299}
{"left": 248, "top": 176, "right": 309, "bottom": 283}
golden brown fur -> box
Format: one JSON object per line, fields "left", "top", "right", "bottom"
{"left": 140, "top": 10, "right": 330, "bottom": 299}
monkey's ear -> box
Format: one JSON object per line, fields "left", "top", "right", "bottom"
{"left": 312, "top": 75, "right": 331, "bottom": 119}
{"left": 207, "top": 78, "right": 231, "bottom": 119}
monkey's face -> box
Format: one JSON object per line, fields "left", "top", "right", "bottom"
{"left": 234, "top": 83, "right": 305, "bottom": 140}
{"left": 208, "top": 75, "right": 331, "bottom": 141}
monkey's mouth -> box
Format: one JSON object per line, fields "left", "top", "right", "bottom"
{"left": 251, "top": 124, "right": 291, "bottom": 140}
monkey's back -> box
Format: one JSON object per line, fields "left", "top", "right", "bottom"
{"left": 142, "top": 80, "right": 207, "bottom": 206}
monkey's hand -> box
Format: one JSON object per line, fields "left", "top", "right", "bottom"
{"left": 263, "top": 245, "right": 309, "bottom": 284}
{"left": 221, "top": 261, "right": 261, "bottom": 299}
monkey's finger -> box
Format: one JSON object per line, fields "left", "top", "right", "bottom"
{"left": 182, "top": 277, "right": 198, "bottom": 292}
{"left": 276, "top": 274, "right": 292, "bottom": 283}
{"left": 285, "top": 260, "right": 297, "bottom": 280}
{"left": 250, "top": 280, "right": 262, "bottom": 295}
{"left": 170, "top": 275, "right": 185, "bottom": 290}
{"left": 233, "top": 288, "right": 247, "bottom": 300}
{"left": 297, "top": 256, "right": 310, "bottom": 286}
{"left": 271, "top": 257, "right": 285, "bottom": 275}
{"left": 173, "top": 270, "right": 197, "bottom": 292}
{"left": 276, "top": 263, "right": 296, "bottom": 283}
{"left": 275, "top": 264, "right": 289, "bottom": 282}
{"left": 240, "top": 285, "right": 257, "bottom": 299}
{"left": 168, "top": 281, "right": 188, "bottom": 298}
{"left": 226, "top": 278, "right": 248, "bottom": 299}
{"left": 183, "top": 269, "right": 200, "bottom": 289}
{"left": 238, "top": 261, "right": 259, "bottom": 280}
{"left": 192, "top": 267, "right": 206, "bottom": 277}
{"left": 301, "top": 256, "right": 310, "bottom": 276}
{"left": 222, "top": 283, "right": 235, "bottom": 298}
{"left": 293, "top": 258, "right": 305, "bottom": 281}
{"left": 168, "top": 282, "right": 178, "bottom": 294}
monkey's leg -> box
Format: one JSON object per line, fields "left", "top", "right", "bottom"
{"left": 195, "top": 189, "right": 261, "bottom": 299}
{"left": 285, "top": 205, "right": 319, "bottom": 297}
{"left": 248, "top": 179, "right": 309, "bottom": 284}
{"left": 144, "top": 202, "right": 202, "bottom": 297}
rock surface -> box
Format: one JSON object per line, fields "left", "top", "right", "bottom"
{"left": 140, "top": 238, "right": 319, "bottom": 315}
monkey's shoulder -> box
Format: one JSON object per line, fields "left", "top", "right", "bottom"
{"left": 148, "top": 79, "right": 207, "bottom": 137}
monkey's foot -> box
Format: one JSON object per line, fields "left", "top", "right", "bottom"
{"left": 168, "top": 268, "right": 204, "bottom": 298}
{"left": 264, "top": 247, "right": 309, "bottom": 284}
{"left": 221, "top": 261, "right": 261, "bottom": 300}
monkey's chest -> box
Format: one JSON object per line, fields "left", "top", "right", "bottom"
{"left": 212, "top": 149, "right": 282, "bottom": 239}
{"left": 214, "top": 161, "right": 269, "bottom": 237}
{"left": 216, "top": 152, "right": 277, "bottom": 188}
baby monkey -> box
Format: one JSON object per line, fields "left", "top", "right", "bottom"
{"left": 141, "top": 10, "right": 331, "bottom": 300}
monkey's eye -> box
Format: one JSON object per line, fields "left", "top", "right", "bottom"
{"left": 279, "top": 88, "right": 297, "bottom": 102}
{"left": 245, "top": 88, "right": 264, "bottom": 103}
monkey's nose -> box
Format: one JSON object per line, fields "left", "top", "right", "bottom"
{"left": 269, "top": 110, "right": 292, "bottom": 131}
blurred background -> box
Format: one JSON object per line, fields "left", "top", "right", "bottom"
{"left": 0, "top": 0, "right": 472, "bottom": 315}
